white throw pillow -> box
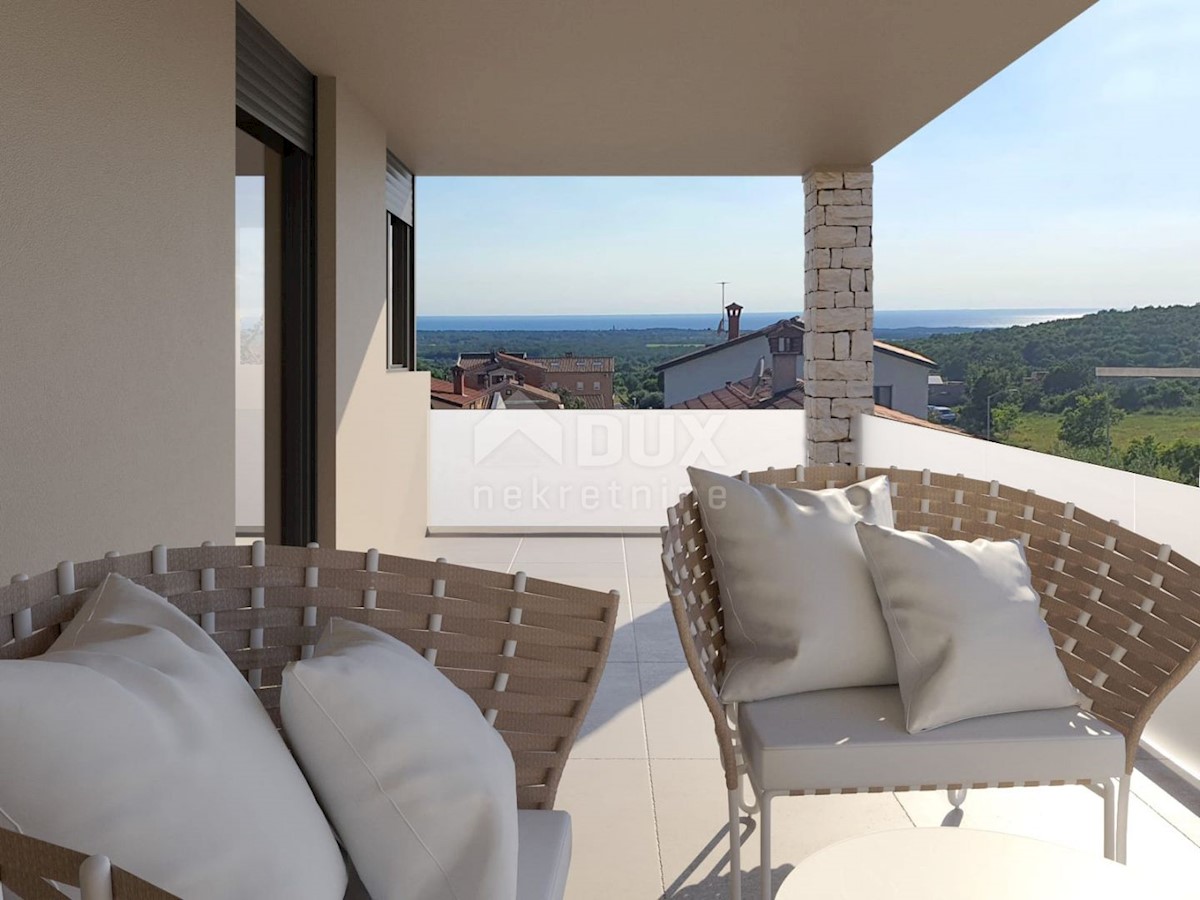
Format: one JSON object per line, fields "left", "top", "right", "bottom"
{"left": 0, "top": 574, "right": 346, "bottom": 899}
{"left": 281, "top": 619, "right": 519, "bottom": 900}
{"left": 688, "top": 467, "right": 898, "bottom": 702}
{"left": 855, "top": 522, "right": 1081, "bottom": 733}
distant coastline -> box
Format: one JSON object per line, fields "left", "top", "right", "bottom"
{"left": 417, "top": 308, "right": 1096, "bottom": 335}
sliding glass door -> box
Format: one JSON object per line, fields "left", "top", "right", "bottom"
{"left": 235, "top": 4, "right": 316, "bottom": 545}
{"left": 235, "top": 129, "right": 280, "bottom": 540}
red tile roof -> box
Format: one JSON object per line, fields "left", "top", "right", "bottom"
{"left": 576, "top": 393, "right": 610, "bottom": 409}
{"left": 484, "top": 381, "right": 563, "bottom": 406}
{"left": 673, "top": 376, "right": 784, "bottom": 410}
{"left": 538, "top": 356, "right": 614, "bottom": 374}
{"left": 672, "top": 375, "right": 963, "bottom": 433}
{"left": 457, "top": 352, "right": 614, "bottom": 374}
{"left": 430, "top": 378, "right": 485, "bottom": 408}
{"left": 870, "top": 404, "right": 962, "bottom": 433}
{"left": 462, "top": 352, "right": 547, "bottom": 376}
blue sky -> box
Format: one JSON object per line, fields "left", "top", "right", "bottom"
{"left": 418, "top": 0, "right": 1200, "bottom": 317}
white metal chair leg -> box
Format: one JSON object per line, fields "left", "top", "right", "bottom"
{"left": 1115, "top": 774, "right": 1130, "bottom": 864}
{"left": 728, "top": 788, "right": 743, "bottom": 900}
{"left": 947, "top": 787, "right": 968, "bottom": 808}
{"left": 1102, "top": 777, "right": 1117, "bottom": 861}
{"left": 760, "top": 792, "right": 773, "bottom": 900}
{"left": 79, "top": 854, "right": 113, "bottom": 900}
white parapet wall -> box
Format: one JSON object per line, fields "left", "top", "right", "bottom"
{"left": 859, "top": 414, "right": 1200, "bottom": 782}
{"left": 235, "top": 362, "right": 265, "bottom": 533}
{"left": 858, "top": 415, "right": 1198, "bottom": 559}
{"left": 430, "top": 408, "right": 1200, "bottom": 782}
{"left": 428, "top": 408, "right": 805, "bottom": 533}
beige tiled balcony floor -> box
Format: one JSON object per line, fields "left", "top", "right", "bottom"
{"left": 415, "top": 535, "right": 1200, "bottom": 899}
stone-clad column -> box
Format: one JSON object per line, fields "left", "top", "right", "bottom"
{"left": 803, "top": 168, "right": 874, "bottom": 465}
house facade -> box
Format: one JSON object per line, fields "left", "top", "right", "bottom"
{"left": 458, "top": 351, "right": 615, "bottom": 409}
{"left": 656, "top": 308, "right": 936, "bottom": 417}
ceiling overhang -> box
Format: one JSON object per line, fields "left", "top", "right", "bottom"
{"left": 243, "top": 0, "right": 1096, "bottom": 175}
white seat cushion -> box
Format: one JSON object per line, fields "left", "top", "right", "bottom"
{"left": 342, "top": 811, "right": 571, "bottom": 900}
{"left": 738, "top": 686, "right": 1125, "bottom": 793}
{"left": 516, "top": 811, "right": 572, "bottom": 900}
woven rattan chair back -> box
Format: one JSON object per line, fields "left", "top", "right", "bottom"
{"left": 0, "top": 543, "right": 617, "bottom": 898}
{"left": 0, "top": 829, "right": 170, "bottom": 900}
{"left": 662, "top": 464, "right": 1200, "bottom": 790}
{"left": 0, "top": 543, "right": 618, "bottom": 811}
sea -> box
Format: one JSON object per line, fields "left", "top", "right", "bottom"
{"left": 417, "top": 308, "right": 1096, "bottom": 334}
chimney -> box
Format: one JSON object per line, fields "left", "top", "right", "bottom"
{"left": 726, "top": 302, "right": 743, "bottom": 341}
{"left": 768, "top": 325, "right": 802, "bottom": 395}
{"left": 451, "top": 364, "right": 465, "bottom": 395}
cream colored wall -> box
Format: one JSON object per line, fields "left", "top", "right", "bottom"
{"left": 0, "top": 1, "right": 234, "bottom": 576}
{"left": 316, "top": 77, "right": 430, "bottom": 555}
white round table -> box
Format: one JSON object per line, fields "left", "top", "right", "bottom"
{"left": 778, "top": 828, "right": 1164, "bottom": 899}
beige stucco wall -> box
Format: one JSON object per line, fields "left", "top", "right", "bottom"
{"left": 316, "top": 77, "right": 430, "bottom": 555}
{"left": 0, "top": 1, "right": 234, "bottom": 576}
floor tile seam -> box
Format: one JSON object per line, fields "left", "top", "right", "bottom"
{"left": 890, "top": 791, "right": 919, "bottom": 828}
{"left": 1128, "top": 781, "right": 1200, "bottom": 850}
{"left": 505, "top": 537, "right": 524, "bottom": 573}
{"left": 628, "top": 537, "right": 668, "bottom": 895}
{"left": 571, "top": 755, "right": 653, "bottom": 761}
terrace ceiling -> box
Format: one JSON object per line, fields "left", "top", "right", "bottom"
{"left": 243, "top": 0, "right": 1096, "bottom": 175}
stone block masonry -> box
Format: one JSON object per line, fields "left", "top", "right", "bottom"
{"left": 803, "top": 168, "right": 873, "bottom": 466}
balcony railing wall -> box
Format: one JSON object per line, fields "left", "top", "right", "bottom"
{"left": 428, "top": 409, "right": 805, "bottom": 532}
{"left": 429, "top": 406, "right": 1200, "bottom": 782}
{"left": 856, "top": 414, "right": 1200, "bottom": 781}
{"left": 856, "top": 415, "right": 1200, "bottom": 558}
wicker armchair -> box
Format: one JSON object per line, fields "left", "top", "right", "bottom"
{"left": 662, "top": 465, "right": 1200, "bottom": 900}
{"left": 0, "top": 542, "right": 619, "bottom": 899}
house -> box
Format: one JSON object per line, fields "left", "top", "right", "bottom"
{"left": 671, "top": 330, "right": 961, "bottom": 434}
{"left": 929, "top": 373, "right": 967, "bottom": 406}
{"left": 431, "top": 365, "right": 563, "bottom": 410}
{"left": 485, "top": 381, "right": 565, "bottom": 410}
{"left": 430, "top": 367, "right": 494, "bottom": 410}
{"left": 432, "top": 362, "right": 566, "bottom": 412}
{"left": 457, "top": 351, "right": 615, "bottom": 409}
{"left": 655, "top": 305, "right": 937, "bottom": 417}
{"left": 430, "top": 378, "right": 491, "bottom": 409}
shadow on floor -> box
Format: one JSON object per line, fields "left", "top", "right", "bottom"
{"left": 1136, "top": 751, "right": 1200, "bottom": 817}
{"left": 663, "top": 865, "right": 795, "bottom": 900}
{"left": 661, "top": 817, "right": 794, "bottom": 899}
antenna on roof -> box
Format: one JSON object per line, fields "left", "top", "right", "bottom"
{"left": 716, "top": 281, "right": 730, "bottom": 331}
{"left": 751, "top": 356, "right": 768, "bottom": 394}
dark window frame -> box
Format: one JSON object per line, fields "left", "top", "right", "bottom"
{"left": 236, "top": 2, "right": 317, "bottom": 546}
{"left": 236, "top": 114, "right": 318, "bottom": 547}
{"left": 873, "top": 385, "right": 894, "bottom": 409}
{"left": 387, "top": 212, "right": 416, "bottom": 370}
